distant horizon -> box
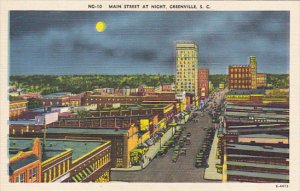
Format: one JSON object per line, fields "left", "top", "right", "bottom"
{"left": 10, "top": 11, "right": 289, "bottom": 75}
{"left": 9, "top": 73, "right": 289, "bottom": 77}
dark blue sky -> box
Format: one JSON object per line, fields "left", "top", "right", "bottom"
{"left": 10, "top": 11, "right": 289, "bottom": 75}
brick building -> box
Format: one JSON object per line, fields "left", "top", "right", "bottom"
{"left": 161, "top": 83, "right": 174, "bottom": 92}
{"left": 228, "top": 56, "right": 266, "bottom": 90}
{"left": 9, "top": 138, "right": 42, "bottom": 183}
{"left": 11, "top": 126, "right": 138, "bottom": 169}
{"left": 9, "top": 137, "right": 111, "bottom": 182}
{"left": 10, "top": 100, "right": 28, "bottom": 120}
{"left": 48, "top": 114, "right": 159, "bottom": 135}
{"left": 137, "top": 85, "right": 155, "bottom": 96}
{"left": 228, "top": 65, "right": 252, "bottom": 90}
{"left": 198, "top": 69, "right": 209, "bottom": 100}
{"left": 40, "top": 92, "right": 83, "bottom": 107}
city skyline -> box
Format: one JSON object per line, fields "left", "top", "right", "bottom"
{"left": 10, "top": 11, "right": 289, "bottom": 75}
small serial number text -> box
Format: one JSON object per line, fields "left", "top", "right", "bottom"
{"left": 276, "top": 184, "right": 288, "bottom": 188}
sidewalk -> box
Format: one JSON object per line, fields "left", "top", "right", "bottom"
{"left": 111, "top": 125, "right": 175, "bottom": 171}
{"left": 203, "top": 130, "right": 222, "bottom": 180}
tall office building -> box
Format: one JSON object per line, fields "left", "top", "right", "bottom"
{"left": 175, "top": 42, "right": 198, "bottom": 96}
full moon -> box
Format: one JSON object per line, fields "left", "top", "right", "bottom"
{"left": 96, "top": 21, "right": 106, "bottom": 32}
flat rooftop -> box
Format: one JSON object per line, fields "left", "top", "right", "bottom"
{"left": 9, "top": 120, "right": 36, "bottom": 125}
{"left": 60, "top": 114, "right": 157, "bottom": 121}
{"left": 45, "top": 127, "right": 129, "bottom": 135}
{"left": 226, "top": 143, "right": 289, "bottom": 154}
{"left": 227, "top": 89, "right": 265, "bottom": 95}
{"left": 9, "top": 138, "right": 108, "bottom": 161}
{"left": 227, "top": 154, "right": 288, "bottom": 159}
{"left": 42, "top": 92, "right": 72, "bottom": 98}
{"left": 225, "top": 104, "right": 289, "bottom": 111}
{"left": 101, "top": 104, "right": 170, "bottom": 110}
{"left": 227, "top": 124, "right": 288, "bottom": 129}
{"left": 238, "top": 133, "right": 288, "bottom": 139}
{"left": 226, "top": 126, "right": 289, "bottom": 134}
{"left": 227, "top": 170, "right": 289, "bottom": 180}
{"left": 9, "top": 154, "right": 39, "bottom": 175}
{"left": 31, "top": 106, "right": 70, "bottom": 112}
{"left": 227, "top": 161, "right": 289, "bottom": 170}
{"left": 225, "top": 111, "right": 289, "bottom": 119}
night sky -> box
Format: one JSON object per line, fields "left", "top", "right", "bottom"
{"left": 10, "top": 11, "right": 289, "bottom": 75}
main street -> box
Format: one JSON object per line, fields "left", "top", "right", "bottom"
{"left": 111, "top": 111, "right": 214, "bottom": 182}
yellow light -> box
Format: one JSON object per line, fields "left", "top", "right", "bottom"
{"left": 95, "top": 21, "right": 106, "bottom": 32}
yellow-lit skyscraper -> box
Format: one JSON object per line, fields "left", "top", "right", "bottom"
{"left": 249, "top": 56, "right": 257, "bottom": 89}
{"left": 175, "top": 42, "right": 198, "bottom": 96}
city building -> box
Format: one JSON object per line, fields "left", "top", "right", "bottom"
{"left": 83, "top": 93, "right": 150, "bottom": 108}
{"left": 219, "top": 83, "right": 225, "bottom": 89}
{"left": 161, "top": 83, "right": 175, "bottom": 92}
{"left": 19, "top": 93, "right": 40, "bottom": 100}
{"left": 11, "top": 126, "right": 138, "bottom": 168}
{"left": 137, "top": 85, "right": 155, "bottom": 96}
{"left": 18, "top": 106, "right": 72, "bottom": 120}
{"left": 48, "top": 114, "right": 159, "bottom": 135}
{"left": 175, "top": 41, "right": 198, "bottom": 96}
{"left": 209, "top": 81, "right": 214, "bottom": 91}
{"left": 249, "top": 56, "right": 257, "bottom": 89}
{"left": 9, "top": 137, "right": 111, "bottom": 182}
{"left": 228, "top": 65, "right": 252, "bottom": 90}
{"left": 82, "top": 91, "right": 191, "bottom": 113}
{"left": 228, "top": 56, "right": 266, "bottom": 90}
{"left": 10, "top": 100, "right": 28, "bottom": 120}
{"left": 40, "top": 92, "right": 83, "bottom": 107}
{"left": 256, "top": 73, "right": 267, "bottom": 88}
{"left": 9, "top": 138, "right": 42, "bottom": 183}
{"left": 225, "top": 89, "right": 289, "bottom": 106}
{"left": 216, "top": 99, "right": 289, "bottom": 183}
{"left": 222, "top": 143, "right": 289, "bottom": 183}
{"left": 198, "top": 69, "right": 209, "bottom": 100}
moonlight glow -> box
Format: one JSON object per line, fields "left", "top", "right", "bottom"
{"left": 95, "top": 21, "right": 106, "bottom": 32}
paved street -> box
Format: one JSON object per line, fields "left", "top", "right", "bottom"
{"left": 111, "top": 111, "right": 215, "bottom": 182}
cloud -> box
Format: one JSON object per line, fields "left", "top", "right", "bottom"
{"left": 10, "top": 11, "right": 289, "bottom": 75}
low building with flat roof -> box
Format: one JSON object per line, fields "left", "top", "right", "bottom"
{"left": 9, "top": 138, "right": 41, "bottom": 183}
{"left": 10, "top": 100, "right": 28, "bottom": 120}
{"left": 9, "top": 137, "right": 111, "bottom": 183}
{"left": 221, "top": 143, "right": 289, "bottom": 183}
{"left": 11, "top": 126, "right": 139, "bottom": 168}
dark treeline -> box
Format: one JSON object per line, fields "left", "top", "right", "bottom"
{"left": 10, "top": 74, "right": 175, "bottom": 95}
{"left": 10, "top": 74, "right": 289, "bottom": 95}
{"left": 266, "top": 74, "right": 289, "bottom": 89}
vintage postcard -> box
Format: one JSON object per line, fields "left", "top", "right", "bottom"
{"left": 0, "top": 1, "right": 299, "bottom": 191}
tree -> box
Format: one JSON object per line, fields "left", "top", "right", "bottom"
{"left": 76, "top": 110, "right": 92, "bottom": 118}
{"left": 27, "top": 98, "right": 43, "bottom": 110}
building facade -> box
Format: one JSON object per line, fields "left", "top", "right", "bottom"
{"left": 9, "top": 138, "right": 42, "bottom": 183}
{"left": 161, "top": 83, "right": 175, "bottom": 92}
{"left": 228, "top": 65, "right": 252, "bottom": 90}
{"left": 198, "top": 69, "right": 209, "bottom": 100}
{"left": 12, "top": 127, "right": 137, "bottom": 169}
{"left": 175, "top": 41, "right": 198, "bottom": 96}
{"left": 249, "top": 56, "right": 257, "bottom": 89}
{"left": 256, "top": 73, "right": 267, "bottom": 88}
{"left": 10, "top": 100, "right": 28, "bottom": 120}
{"left": 228, "top": 56, "right": 262, "bottom": 90}
{"left": 9, "top": 138, "right": 111, "bottom": 183}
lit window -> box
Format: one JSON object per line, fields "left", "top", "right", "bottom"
{"left": 16, "top": 172, "right": 25, "bottom": 182}
{"left": 29, "top": 167, "right": 38, "bottom": 182}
